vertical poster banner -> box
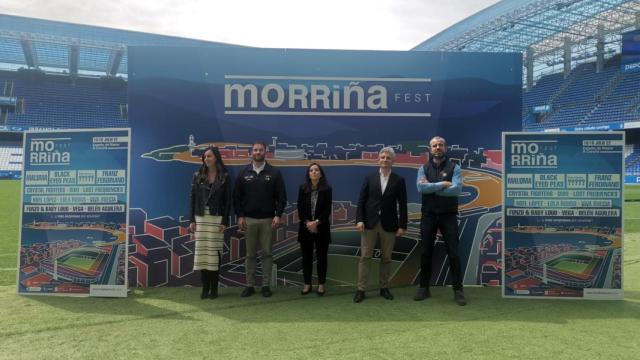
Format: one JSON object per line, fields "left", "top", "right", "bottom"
{"left": 503, "top": 132, "right": 624, "bottom": 299}
{"left": 18, "top": 129, "right": 130, "bottom": 297}
{"left": 128, "top": 47, "right": 522, "bottom": 288}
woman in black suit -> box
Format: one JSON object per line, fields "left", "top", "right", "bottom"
{"left": 297, "top": 163, "right": 332, "bottom": 296}
{"left": 190, "top": 146, "right": 232, "bottom": 300}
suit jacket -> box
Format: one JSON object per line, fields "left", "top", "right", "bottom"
{"left": 356, "top": 170, "right": 408, "bottom": 232}
{"left": 297, "top": 184, "right": 332, "bottom": 243}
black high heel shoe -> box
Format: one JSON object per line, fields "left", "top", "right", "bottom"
{"left": 301, "top": 285, "right": 312, "bottom": 295}
{"left": 316, "top": 285, "right": 326, "bottom": 296}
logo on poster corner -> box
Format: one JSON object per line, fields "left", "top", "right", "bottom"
{"left": 29, "top": 137, "right": 71, "bottom": 165}
{"left": 511, "top": 140, "right": 558, "bottom": 168}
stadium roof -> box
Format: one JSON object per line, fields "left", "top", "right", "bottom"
{"left": 2, "top": 2, "right": 639, "bottom": 79}
{"left": 413, "top": 0, "right": 640, "bottom": 58}
{"left": 0, "top": 14, "right": 231, "bottom": 78}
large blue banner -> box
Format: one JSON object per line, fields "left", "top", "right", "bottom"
{"left": 18, "top": 129, "right": 129, "bottom": 297}
{"left": 622, "top": 29, "right": 640, "bottom": 73}
{"left": 502, "top": 132, "right": 624, "bottom": 299}
{"left": 128, "top": 46, "right": 522, "bottom": 288}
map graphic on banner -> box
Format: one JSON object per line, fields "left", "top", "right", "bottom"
{"left": 128, "top": 47, "right": 522, "bottom": 288}
{"left": 18, "top": 129, "right": 130, "bottom": 296}
{"left": 502, "top": 132, "right": 624, "bottom": 299}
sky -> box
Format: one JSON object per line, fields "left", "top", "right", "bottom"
{"left": 1, "top": 0, "right": 501, "bottom": 50}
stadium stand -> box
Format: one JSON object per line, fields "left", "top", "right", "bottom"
{"left": 0, "top": 131, "right": 22, "bottom": 179}
{"left": 523, "top": 55, "right": 640, "bottom": 130}
{"left": 0, "top": 70, "right": 126, "bottom": 129}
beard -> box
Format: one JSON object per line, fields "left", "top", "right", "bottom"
{"left": 253, "top": 154, "right": 265, "bottom": 162}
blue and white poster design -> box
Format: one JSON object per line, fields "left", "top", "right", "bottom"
{"left": 18, "top": 129, "right": 130, "bottom": 297}
{"left": 502, "top": 132, "right": 623, "bottom": 299}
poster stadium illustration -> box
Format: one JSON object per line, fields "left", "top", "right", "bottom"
{"left": 127, "top": 47, "right": 522, "bottom": 288}
{"left": 504, "top": 226, "right": 622, "bottom": 296}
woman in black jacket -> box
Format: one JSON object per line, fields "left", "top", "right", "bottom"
{"left": 190, "top": 146, "right": 232, "bottom": 299}
{"left": 297, "top": 163, "right": 332, "bottom": 296}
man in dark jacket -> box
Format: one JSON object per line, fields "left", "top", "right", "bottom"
{"left": 233, "top": 141, "right": 287, "bottom": 298}
{"left": 354, "top": 147, "right": 407, "bottom": 303}
{"left": 414, "top": 136, "right": 466, "bottom": 306}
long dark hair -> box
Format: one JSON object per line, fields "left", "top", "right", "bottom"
{"left": 302, "top": 162, "right": 329, "bottom": 192}
{"left": 197, "top": 146, "right": 227, "bottom": 183}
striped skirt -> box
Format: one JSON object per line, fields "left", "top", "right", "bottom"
{"left": 193, "top": 213, "right": 224, "bottom": 271}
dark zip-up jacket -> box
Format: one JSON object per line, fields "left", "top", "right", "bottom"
{"left": 233, "top": 162, "right": 287, "bottom": 219}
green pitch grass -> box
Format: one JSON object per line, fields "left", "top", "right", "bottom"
{"left": 0, "top": 180, "right": 19, "bottom": 285}
{"left": 625, "top": 183, "right": 640, "bottom": 201}
{"left": 552, "top": 260, "right": 590, "bottom": 274}
{"left": 1, "top": 179, "right": 639, "bottom": 359}
{"left": 62, "top": 256, "right": 96, "bottom": 271}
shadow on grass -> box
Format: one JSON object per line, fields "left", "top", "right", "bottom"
{"left": 0, "top": 287, "right": 194, "bottom": 338}
{"left": 0, "top": 287, "right": 640, "bottom": 337}
{"left": 204, "top": 285, "right": 640, "bottom": 324}
{"left": 11, "top": 285, "right": 638, "bottom": 328}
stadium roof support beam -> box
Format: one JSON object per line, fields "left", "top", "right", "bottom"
{"left": 107, "top": 47, "right": 124, "bottom": 77}
{"left": 19, "top": 36, "right": 37, "bottom": 68}
{"left": 596, "top": 24, "right": 605, "bottom": 72}
{"left": 69, "top": 43, "right": 79, "bottom": 77}
{"left": 526, "top": 47, "right": 534, "bottom": 91}
{"left": 563, "top": 36, "right": 572, "bottom": 78}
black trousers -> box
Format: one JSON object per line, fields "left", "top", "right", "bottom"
{"left": 299, "top": 236, "right": 329, "bottom": 285}
{"left": 419, "top": 212, "right": 463, "bottom": 290}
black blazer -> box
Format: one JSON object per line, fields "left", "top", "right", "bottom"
{"left": 356, "top": 171, "right": 407, "bottom": 232}
{"left": 190, "top": 172, "right": 232, "bottom": 226}
{"left": 297, "top": 184, "right": 332, "bottom": 244}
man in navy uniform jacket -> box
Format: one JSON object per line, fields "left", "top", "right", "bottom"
{"left": 233, "top": 141, "right": 286, "bottom": 298}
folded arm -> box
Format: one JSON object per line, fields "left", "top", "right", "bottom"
{"left": 416, "top": 166, "right": 446, "bottom": 194}
{"left": 436, "top": 165, "right": 462, "bottom": 197}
